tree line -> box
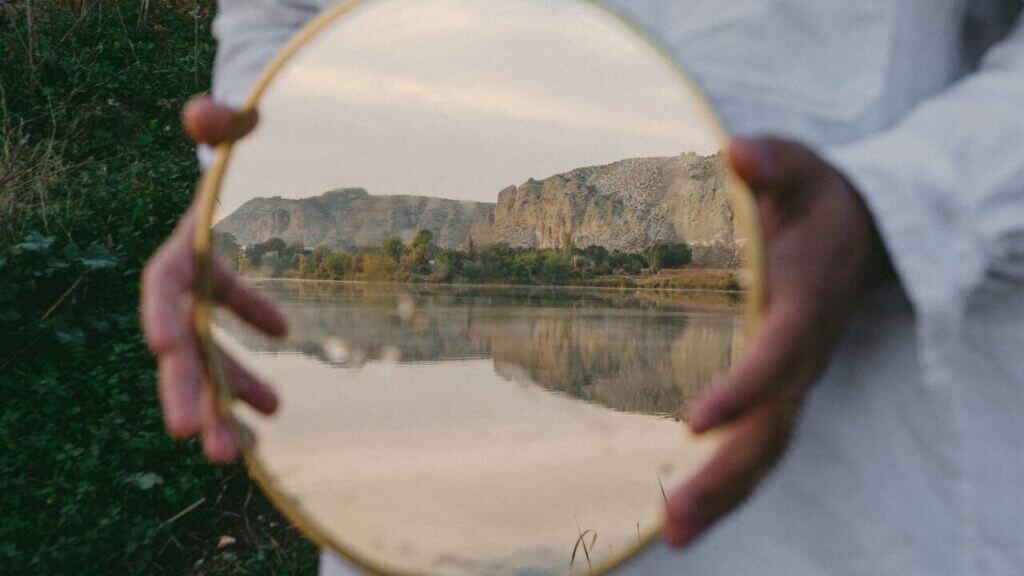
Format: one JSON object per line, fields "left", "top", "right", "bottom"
{"left": 212, "top": 229, "right": 694, "bottom": 286}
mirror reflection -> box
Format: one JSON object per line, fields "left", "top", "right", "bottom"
{"left": 203, "top": 0, "right": 753, "bottom": 574}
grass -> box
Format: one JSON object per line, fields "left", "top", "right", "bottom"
{"left": 2, "top": 331, "right": 317, "bottom": 574}
{"left": 569, "top": 528, "right": 598, "bottom": 574}
{"left": 0, "top": 2, "right": 317, "bottom": 573}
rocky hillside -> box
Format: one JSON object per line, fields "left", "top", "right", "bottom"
{"left": 214, "top": 188, "right": 493, "bottom": 250}
{"left": 466, "top": 152, "right": 739, "bottom": 266}
{"left": 215, "top": 153, "right": 740, "bottom": 266}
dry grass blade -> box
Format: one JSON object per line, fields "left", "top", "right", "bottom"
{"left": 570, "top": 528, "right": 598, "bottom": 574}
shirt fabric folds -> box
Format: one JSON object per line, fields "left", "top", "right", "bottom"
{"left": 205, "top": 1, "right": 1024, "bottom": 574}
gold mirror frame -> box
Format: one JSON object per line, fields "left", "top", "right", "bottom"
{"left": 192, "top": 1, "right": 765, "bottom": 574}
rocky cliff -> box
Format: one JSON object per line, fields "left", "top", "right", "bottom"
{"left": 215, "top": 153, "right": 739, "bottom": 266}
{"left": 214, "top": 188, "right": 493, "bottom": 250}
{"left": 466, "top": 152, "right": 739, "bottom": 267}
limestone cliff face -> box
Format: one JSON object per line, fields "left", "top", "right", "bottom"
{"left": 467, "top": 152, "right": 739, "bottom": 266}
{"left": 214, "top": 188, "right": 493, "bottom": 250}
{"left": 216, "top": 153, "right": 739, "bottom": 265}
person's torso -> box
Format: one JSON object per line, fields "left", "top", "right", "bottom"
{"left": 208, "top": 2, "right": 1024, "bottom": 574}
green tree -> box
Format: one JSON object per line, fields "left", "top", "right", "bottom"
{"left": 264, "top": 237, "right": 287, "bottom": 253}
{"left": 381, "top": 236, "right": 405, "bottom": 263}
{"left": 403, "top": 229, "right": 436, "bottom": 274}
{"left": 661, "top": 243, "right": 693, "bottom": 267}
{"left": 582, "top": 244, "right": 609, "bottom": 264}
{"left": 300, "top": 245, "right": 333, "bottom": 276}
{"left": 643, "top": 243, "right": 692, "bottom": 271}
{"left": 284, "top": 240, "right": 307, "bottom": 258}
{"left": 480, "top": 242, "right": 516, "bottom": 279}
{"left": 246, "top": 237, "right": 287, "bottom": 266}
{"left": 644, "top": 245, "right": 663, "bottom": 272}
{"left": 411, "top": 229, "right": 434, "bottom": 250}
{"left": 361, "top": 252, "right": 394, "bottom": 279}
{"left": 320, "top": 252, "right": 355, "bottom": 279}
{"left": 435, "top": 249, "right": 466, "bottom": 281}
{"left": 212, "top": 232, "right": 241, "bottom": 267}
{"left": 560, "top": 231, "right": 575, "bottom": 260}
{"left": 541, "top": 253, "right": 574, "bottom": 284}
{"left": 609, "top": 251, "right": 644, "bottom": 275}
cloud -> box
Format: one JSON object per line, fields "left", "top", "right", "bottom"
{"left": 283, "top": 62, "right": 695, "bottom": 142}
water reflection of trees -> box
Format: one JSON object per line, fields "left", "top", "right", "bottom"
{"left": 215, "top": 281, "right": 745, "bottom": 417}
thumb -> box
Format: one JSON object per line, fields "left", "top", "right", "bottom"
{"left": 181, "top": 95, "right": 258, "bottom": 146}
{"left": 727, "top": 137, "right": 819, "bottom": 194}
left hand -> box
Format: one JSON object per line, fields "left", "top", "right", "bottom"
{"left": 663, "top": 137, "right": 891, "bottom": 547}
{"left": 140, "top": 96, "right": 282, "bottom": 463}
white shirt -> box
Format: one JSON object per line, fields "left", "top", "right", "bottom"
{"left": 206, "top": 1, "right": 1024, "bottom": 574}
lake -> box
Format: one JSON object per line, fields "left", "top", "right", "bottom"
{"left": 214, "top": 280, "right": 746, "bottom": 576}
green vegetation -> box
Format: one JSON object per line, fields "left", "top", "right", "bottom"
{"left": 214, "top": 230, "right": 707, "bottom": 288}
{"left": 1, "top": 2, "right": 315, "bottom": 574}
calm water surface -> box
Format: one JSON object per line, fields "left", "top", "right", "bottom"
{"left": 214, "top": 280, "right": 745, "bottom": 576}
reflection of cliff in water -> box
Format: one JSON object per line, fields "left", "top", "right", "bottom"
{"left": 215, "top": 281, "right": 744, "bottom": 417}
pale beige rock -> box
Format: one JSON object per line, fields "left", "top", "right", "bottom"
{"left": 215, "top": 153, "right": 739, "bottom": 265}
{"left": 467, "top": 152, "right": 739, "bottom": 266}
{"left": 215, "top": 187, "right": 492, "bottom": 250}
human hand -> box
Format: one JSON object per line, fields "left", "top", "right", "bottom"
{"left": 663, "top": 137, "right": 891, "bottom": 547}
{"left": 140, "top": 96, "right": 284, "bottom": 463}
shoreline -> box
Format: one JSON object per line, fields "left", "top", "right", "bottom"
{"left": 241, "top": 273, "right": 747, "bottom": 297}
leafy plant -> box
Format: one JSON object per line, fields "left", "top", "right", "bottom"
{"left": 1, "top": 2, "right": 317, "bottom": 574}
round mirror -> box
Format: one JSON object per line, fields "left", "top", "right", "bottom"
{"left": 194, "top": 1, "right": 762, "bottom": 574}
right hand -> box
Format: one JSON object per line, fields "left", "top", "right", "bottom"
{"left": 663, "top": 137, "right": 890, "bottom": 547}
{"left": 140, "top": 96, "right": 286, "bottom": 463}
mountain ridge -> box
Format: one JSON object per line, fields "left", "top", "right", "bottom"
{"left": 214, "top": 152, "right": 741, "bottom": 267}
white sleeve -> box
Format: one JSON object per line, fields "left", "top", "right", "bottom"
{"left": 823, "top": 14, "right": 1024, "bottom": 320}
{"left": 198, "top": 0, "right": 325, "bottom": 168}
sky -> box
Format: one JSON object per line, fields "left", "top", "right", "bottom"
{"left": 216, "top": 0, "right": 723, "bottom": 219}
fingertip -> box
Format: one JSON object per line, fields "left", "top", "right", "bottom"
{"left": 685, "top": 389, "right": 726, "bottom": 433}
{"left": 248, "top": 382, "right": 279, "bottom": 415}
{"left": 164, "top": 409, "right": 199, "bottom": 440}
{"left": 181, "top": 96, "right": 214, "bottom": 143}
{"left": 212, "top": 263, "right": 288, "bottom": 338}
{"left": 263, "top": 389, "right": 280, "bottom": 415}
{"left": 687, "top": 405, "right": 719, "bottom": 434}
{"left": 246, "top": 286, "right": 287, "bottom": 337}
{"left": 663, "top": 490, "right": 703, "bottom": 549}
{"left": 663, "top": 521, "right": 686, "bottom": 548}
{"left": 181, "top": 96, "right": 242, "bottom": 146}
{"left": 202, "top": 419, "right": 239, "bottom": 464}
{"left": 220, "top": 349, "right": 279, "bottom": 415}
{"left": 263, "top": 305, "right": 289, "bottom": 338}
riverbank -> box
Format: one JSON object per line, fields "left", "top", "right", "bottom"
{"left": 238, "top": 266, "right": 743, "bottom": 292}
